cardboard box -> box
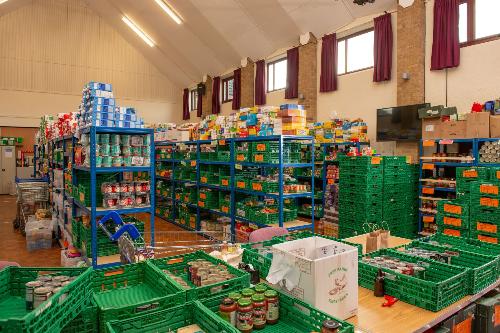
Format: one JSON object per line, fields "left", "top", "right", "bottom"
{"left": 278, "top": 109, "right": 306, "bottom": 117}
{"left": 422, "top": 118, "right": 442, "bottom": 139}
{"left": 490, "top": 115, "right": 500, "bottom": 137}
{"left": 466, "top": 112, "right": 490, "bottom": 138}
{"left": 281, "top": 116, "right": 307, "bottom": 123}
{"left": 268, "top": 236, "right": 358, "bottom": 320}
{"left": 441, "top": 121, "right": 467, "bottom": 139}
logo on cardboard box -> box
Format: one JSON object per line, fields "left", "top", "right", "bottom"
{"left": 328, "top": 267, "right": 348, "bottom": 304}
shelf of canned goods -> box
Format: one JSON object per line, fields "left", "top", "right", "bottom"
{"left": 155, "top": 135, "right": 316, "bottom": 241}
{"left": 68, "top": 126, "right": 156, "bottom": 269}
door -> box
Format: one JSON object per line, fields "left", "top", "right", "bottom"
{"left": 1, "top": 146, "right": 16, "bottom": 194}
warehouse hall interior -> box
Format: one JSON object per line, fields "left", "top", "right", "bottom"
{"left": 0, "top": 0, "right": 499, "bottom": 332}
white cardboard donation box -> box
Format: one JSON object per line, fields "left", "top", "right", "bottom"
{"left": 267, "top": 236, "right": 358, "bottom": 320}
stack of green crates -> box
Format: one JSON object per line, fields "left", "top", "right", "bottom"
{"left": 339, "top": 156, "right": 384, "bottom": 238}
{"left": 436, "top": 200, "right": 470, "bottom": 238}
{"left": 455, "top": 166, "right": 490, "bottom": 203}
{"left": 469, "top": 178, "right": 500, "bottom": 244}
{"left": 75, "top": 171, "right": 117, "bottom": 207}
{"left": 382, "top": 158, "right": 419, "bottom": 238}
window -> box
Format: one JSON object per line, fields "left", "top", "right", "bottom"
{"left": 337, "top": 29, "right": 374, "bottom": 75}
{"left": 189, "top": 89, "right": 197, "bottom": 112}
{"left": 267, "top": 58, "right": 287, "bottom": 92}
{"left": 459, "top": 0, "right": 500, "bottom": 46}
{"left": 222, "top": 76, "right": 234, "bottom": 103}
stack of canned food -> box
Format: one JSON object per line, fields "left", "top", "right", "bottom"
{"left": 25, "top": 275, "right": 76, "bottom": 310}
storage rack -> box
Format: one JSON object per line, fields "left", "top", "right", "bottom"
{"left": 418, "top": 138, "right": 499, "bottom": 235}
{"left": 296, "top": 142, "right": 369, "bottom": 219}
{"left": 71, "top": 127, "right": 156, "bottom": 269}
{"left": 48, "top": 135, "right": 73, "bottom": 243}
{"left": 155, "top": 135, "right": 316, "bottom": 240}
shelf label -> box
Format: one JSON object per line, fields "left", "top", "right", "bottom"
{"left": 438, "top": 139, "right": 454, "bottom": 145}
{"left": 443, "top": 216, "right": 462, "bottom": 227}
{"left": 200, "top": 193, "right": 206, "bottom": 200}
{"left": 444, "top": 204, "right": 461, "bottom": 215}
{"left": 218, "top": 140, "right": 226, "bottom": 146}
{"left": 327, "top": 179, "right": 335, "bottom": 185}
{"left": 221, "top": 179, "right": 229, "bottom": 186}
{"left": 201, "top": 177, "right": 207, "bottom": 183}
{"left": 371, "top": 157, "right": 381, "bottom": 165}
{"left": 175, "top": 193, "right": 181, "bottom": 200}
{"left": 190, "top": 160, "right": 196, "bottom": 167}
{"left": 423, "top": 140, "right": 435, "bottom": 147}
{"left": 497, "top": 171, "right": 500, "bottom": 180}
{"left": 480, "top": 197, "right": 499, "bottom": 208}
{"left": 236, "top": 154, "right": 245, "bottom": 161}
{"left": 478, "top": 234, "right": 498, "bottom": 244}
{"left": 480, "top": 184, "right": 499, "bottom": 195}
{"left": 235, "top": 164, "right": 243, "bottom": 170}
{"left": 423, "top": 216, "right": 434, "bottom": 223}
{"left": 254, "top": 154, "right": 264, "bottom": 162}
{"left": 477, "top": 222, "right": 497, "bottom": 234}
{"left": 237, "top": 181, "right": 246, "bottom": 188}
{"left": 256, "top": 143, "right": 266, "bottom": 152}
{"left": 198, "top": 201, "right": 205, "bottom": 208}
{"left": 444, "top": 228, "right": 461, "bottom": 237}
{"left": 422, "top": 187, "right": 435, "bottom": 195}
{"left": 462, "top": 169, "right": 478, "bottom": 178}
{"left": 422, "top": 163, "right": 435, "bottom": 170}
{"left": 221, "top": 206, "right": 229, "bottom": 213}
{"left": 252, "top": 183, "right": 263, "bottom": 191}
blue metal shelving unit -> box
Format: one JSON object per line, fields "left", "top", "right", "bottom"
{"left": 417, "top": 138, "right": 500, "bottom": 234}
{"left": 155, "top": 136, "right": 316, "bottom": 239}
{"left": 72, "top": 126, "right": 155, "bottom": 269}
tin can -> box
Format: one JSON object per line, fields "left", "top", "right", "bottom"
{"left": 36, "top": 275, "right": 52, "bottom": 283}
{"left": 33, "top": 287, "right": 52, "bottom": 309}
{"left": 25, "top": 281, "right": 43, "bottom": 310}
{"left": 53, "top": 276, "right": 70, "bottom": 284}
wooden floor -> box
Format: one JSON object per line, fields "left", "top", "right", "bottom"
{"left": 0, "top": 195, "right": 196, "bottom": 267}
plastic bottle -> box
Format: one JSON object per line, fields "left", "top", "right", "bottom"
{"left": 374, "top": 268, "right": 385, "bottom": 297}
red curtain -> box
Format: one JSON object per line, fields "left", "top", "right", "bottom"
{"left": 232, "top": 68, "right": 241, "bottom": 110}
{"left": 319, "top": 33, "right": 338, "bottom": 92}
{"left": 285, "top": 47, "right": 299, "bottom": 99}
{"left": 212, "top": 76, "right": 221, "bottom": 114}
{"left": 431, "top": 0, "right": 460, "bottom": 70}
{"left": 182, "top": 88, "right": 189, "bottom": 120}
{"left": 196, "top": 88, "right": 202, "bottom": 117}
{"left": 373, "top": 13, "right": 393, "bottom": 82}
{"left": 255, "top": 60, "right": 266, "bottom": 105}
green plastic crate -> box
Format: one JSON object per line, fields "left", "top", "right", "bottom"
{"left": 149, "top": 251, "right": 250, "bottom": 301}
{"left": 398, "top": 241, "right": 498, "bottom": 293}
{"left": 456, "top": 167, "right": 489, "bottom": 181}
{"left": 423, "top": 233, "right": 500, "bottom": 258}
{"left": 359, "top": 249, "right": 468, "bottom": 311}
{"left": 235, "top": 149, "right": 250, "bottom": 162}
{"left": 106, "top": 300, "right": 238, "bottom": 333}
{"left": 217, "top": 151, "right": 230, "bottom": 162}
{"left": 61, "top": 301, "right": 98, "bottom": 333}
{"left": 0, "top": 266, "right": 92, "bottom": 333}
{"left": 202, "top": 286, "right": 355, "bottom": 333}
{"left": 437, "top": 200, "right": 470, "bottom": 218}
{"left": 250, "top": 180, "right": 279, "bottom": 193}
{"left": 91, "top": 261, "right": 185, "bottom": 332}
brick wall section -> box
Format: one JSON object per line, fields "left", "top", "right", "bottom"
{"left": 397, "top": 0, "right": 426, "bottom": 105}
{"left": 298, "top": 36, "right": 318, "bottom": 121}
{"left": 240, "top": 58, "right": 255, "bottom": 108}
{"left": 396, "top": 0, "right": 426, "bottom": 156}
{"left": 201, "top": 75, "right": 213, "bottom": 117}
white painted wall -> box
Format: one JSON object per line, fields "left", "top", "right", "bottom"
{"left": 424, "top": 0, "right": 500, "bottom": 114}
{"left": 0, "top": 0, "right": 181, "bottom": 127}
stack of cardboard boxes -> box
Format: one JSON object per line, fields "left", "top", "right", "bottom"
{"left": 278, "top": 104, "right": 308, "bottom": 135}
{"left": 420, "top": 104, "right": 500, "bottom": 139}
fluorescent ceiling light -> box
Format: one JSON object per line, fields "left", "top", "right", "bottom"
{"left": 0, "top": 0, "right": 9, "bottom": 5}
{"left": 154, "top": 0, "right": 182, "bottom": 25}
{"left": 122, "top": 16, "right": 155, "bottom": 47}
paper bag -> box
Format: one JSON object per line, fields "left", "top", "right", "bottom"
{"left": 379, "top": 230, "right": 390, "bottom": 249}
{"left": 366, "top": 232, "right": 379, "bottom": 253}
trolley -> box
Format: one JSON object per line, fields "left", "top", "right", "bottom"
{"left": 13, "top": 176, "right": 50, "bottom": 236}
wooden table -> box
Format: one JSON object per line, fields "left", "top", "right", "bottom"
{"left": 344, "top": 234, "right": 500, "bottom": 333}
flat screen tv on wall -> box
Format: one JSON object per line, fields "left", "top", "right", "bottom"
{"left": 376, "top": 103, "right": 430, "bottom": 141}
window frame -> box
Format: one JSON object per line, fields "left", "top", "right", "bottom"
{"left": 221, "top": 76, "right": 234, "bottom": 104}
{"left": 337, "top": 28, "right": 374, "bottom": 76}
{"left": 189, "top": 89, "right": 198, "bottom": 112}
{"left": 460, "top": 0, "right": 500, "bottom": 47}
{"left": 266, "top": 57, "right": 287, "bottom": 93}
